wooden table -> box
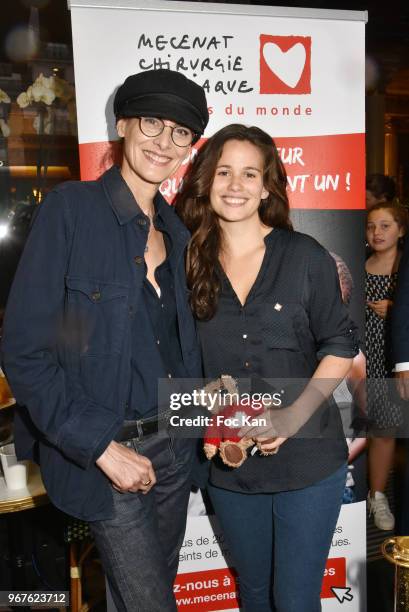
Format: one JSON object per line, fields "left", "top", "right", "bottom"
{"left": 0, "top": 395, "right": 47, "bottom": 514}
{"left": 0, "top": 462, "right": 48, "bottom": 514}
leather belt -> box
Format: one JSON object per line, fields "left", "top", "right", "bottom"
{"left": 116, "top": 412, "right": 171, "bottom": 442}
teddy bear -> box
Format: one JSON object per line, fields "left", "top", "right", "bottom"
{"left": 201, "top": 376, "right": 277, "bottom": 468}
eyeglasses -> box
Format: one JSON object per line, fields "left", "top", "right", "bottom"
{"left": 138, "top": 117, "right": 195, "bottom": 147}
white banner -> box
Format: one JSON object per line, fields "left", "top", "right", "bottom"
{"left": 69, "top": 3, "right": 367, "bottom": 611}
{"left": 69, "top": 0, "right": 366, "bottom": 210}
{"left": 177, "top": 495, "right": 366, "bottom": 611}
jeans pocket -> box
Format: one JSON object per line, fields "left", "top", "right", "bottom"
{"left": 133, "top": 434, "right": 174, "bottom": 472}
{"left": 168, "top": 437, "right": 195, "bottom": 469}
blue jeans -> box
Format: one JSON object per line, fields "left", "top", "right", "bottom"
{"left": 208, "top": 463, "right": 347, "bottom": 612}
{"left": 89, "top": 433, "right": 194, "bottom": 612}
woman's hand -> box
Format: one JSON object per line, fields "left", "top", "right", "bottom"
{"left": 238, "top": 406, "right": 295, "bottom": 441}
{"left": 96, "top": 441, "right": 156, "bottom": 494}
{"left": 255, "top": 436, "right": 288, "bottom": 453}
{"left": 366, "top": 299, "right": 393, "bottom": 319}
{"left": 396, "top": 370, "right": 409, "bottom": 400}
{"left": 236, "top": 408, "right": 289, "bottom": 453}
{"left": 239, "top": 355, "right": 353, "bottom": 447}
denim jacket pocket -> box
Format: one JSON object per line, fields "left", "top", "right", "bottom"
{"left": 65, "top": 276, "right": 130, "bottom": 356}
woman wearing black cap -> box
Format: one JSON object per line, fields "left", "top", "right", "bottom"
{"left": 2, "top": 69, "right": 209, "bottom": 612}
{"left": 176, "top": 123, "right": 358, "bottom": 612}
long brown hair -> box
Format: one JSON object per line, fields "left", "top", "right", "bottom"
{"left": 176, "top": 124, "right": 292, "bottom": 320}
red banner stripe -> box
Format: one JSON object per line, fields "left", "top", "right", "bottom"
{"left": 79, "top": 133, "right": 364, "bottom": 210}
{"left": 174, "top": 568, "right": 239, "bottom": 611}
{"left": 321, "top": 557, "right": 347, "bottom": 598}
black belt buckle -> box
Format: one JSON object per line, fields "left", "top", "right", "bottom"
{"left": 138, "top": 418, "right": 159, "bottom": 438}
{"left": 118, "top": 414, "right": 167, "bottom": 442}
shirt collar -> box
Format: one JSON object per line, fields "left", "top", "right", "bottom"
{"left": 101, "top": 165, "right": 149, "bottom": 225}
{"left": 101, "top": 165, "right": 190, "bottom": 244}
{"left": 263, "top": 227, "right": 276, "bottom": 244}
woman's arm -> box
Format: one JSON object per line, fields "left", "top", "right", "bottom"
{"left": 1, "top": 189, "right": 122, "bottom": 469}
{"left": 348, "top": 437, "right": 367, "bottom": 462}
{"left": 240, "top": 242, "right": 359, "bottom": 451}
{"left": 367, "top": 299, "right": 393, "bottom": 319}
{"left": 239, "top": 355, "right": 353, "bottom": 451}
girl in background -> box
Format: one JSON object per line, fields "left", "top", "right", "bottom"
{"left": 366, "top": 202, "right": 408, "bottom": 530}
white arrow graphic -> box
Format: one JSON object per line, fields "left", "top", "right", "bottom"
{"left": 331, "top": 586, "right": 354, "bottom": 603}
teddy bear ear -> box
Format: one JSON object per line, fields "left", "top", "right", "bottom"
{"left": 204, "top": 442, "right": 218, "bottom": 460}
{"left": 219, "top": 440, "right": 253, "bottom": 468}
{"left": 220, "top": 375, "right": 239, "bottom": 401}
{"left": 201, "top": 376, "right": 226, "bottom": 411}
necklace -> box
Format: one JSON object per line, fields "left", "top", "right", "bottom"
{"left": 141, "top": 209, "right": 154, "bottom": 253}
{"left": 141, "top": 209, "right": 154, "bottom": 220}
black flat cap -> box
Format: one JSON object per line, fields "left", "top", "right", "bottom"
{"left": 114, "top": 69, "right": 209, "bottom": 136}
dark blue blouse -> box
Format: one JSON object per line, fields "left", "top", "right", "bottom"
{"left": 197, "top": 227, "right": 359, "bottom": 493}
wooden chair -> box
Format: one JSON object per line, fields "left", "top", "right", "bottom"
{"left": 64, "top": 519, "right": 96, "bottom": 612}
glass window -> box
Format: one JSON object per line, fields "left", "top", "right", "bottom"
{"left": 0, "top": 3, "right": 79, "bottom": 317}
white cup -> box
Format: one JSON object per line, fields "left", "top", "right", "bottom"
{"left": 0, "top": 443, "right": 28, "bottom": 490}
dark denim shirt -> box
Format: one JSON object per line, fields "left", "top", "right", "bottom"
{"left": 1, "top": 166, "right": 202, "bottom": 521}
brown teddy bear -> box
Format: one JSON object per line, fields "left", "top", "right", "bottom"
{"left": 201, "top": 376, "right": 276, "bottom": 468}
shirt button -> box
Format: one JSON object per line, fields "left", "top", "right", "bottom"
{"left": 161, "top": 303, "right": 165, "bottom": 309}
{"left": 91, "top": 291, "right": 101, "bottom": 302}
{"left": 242, "top": 334, "right": 247, "bottom": 339}
{"left": 134, "top": 255, "right": 144, "bottom": 265}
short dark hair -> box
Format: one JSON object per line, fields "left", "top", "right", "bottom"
{"left": 366, "top": 173, "right": 396, "bottom": 202}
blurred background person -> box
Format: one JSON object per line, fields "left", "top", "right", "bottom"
{"left": 391, "top": 210, "right": 409, "bottom": 534}
{"left": 366, "top": 202, "right": 409, "bottom": 530}
{"left": 366, "top": 173, "right": 397, "bottom": 210}
{"left": 331, "top": 252, "right": 367, "bottom": 503}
